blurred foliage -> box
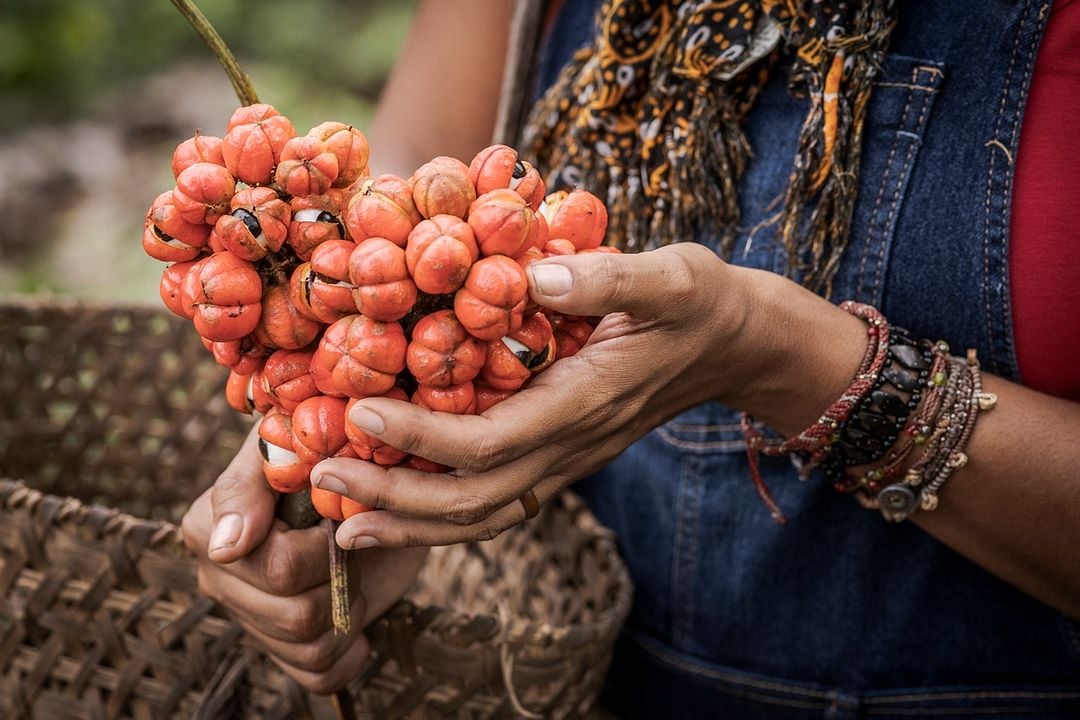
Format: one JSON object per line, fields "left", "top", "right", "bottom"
{"left": 0, "top": 0, "right": 416, "bottom": 301}
{"left": 0, "top": 0, "right": 415, "bottom": 133}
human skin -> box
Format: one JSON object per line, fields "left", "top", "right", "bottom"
{"left": 180, "top": 0, "right": 512, "bottom": 693}
{"left": 182, "top": 0, "right": 1080, "bottom": 696}
{"left": 315, "top": 249, "right": 1080, "bottom": 623}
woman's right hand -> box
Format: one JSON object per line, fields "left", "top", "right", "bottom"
{"left": 181, "top": 426, "right": 428, "bottom": 694}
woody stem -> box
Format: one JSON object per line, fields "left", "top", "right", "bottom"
{"left": 170, "top": 0, "right": 260, "bottom": 106}
{"left": 329, "top": 520, "right": 351, "bottom": 635}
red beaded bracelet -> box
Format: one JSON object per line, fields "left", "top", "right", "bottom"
{"left": 741, "top": 302, "right": 890, "bottom": 523}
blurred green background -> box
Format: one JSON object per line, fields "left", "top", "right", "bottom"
{"left": 0, "top": 0, "right": 416, "bottom": 302}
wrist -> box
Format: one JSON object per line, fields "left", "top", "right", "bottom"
{"left": 726, "top": 267, "right": 869, "bottom": 436}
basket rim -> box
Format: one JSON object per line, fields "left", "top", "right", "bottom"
{"left": 0, "top": 477, "right": 633, "bottom": 650}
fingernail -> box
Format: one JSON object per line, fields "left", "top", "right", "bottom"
{"left": 313, "top": 473, "right": 348, "bottom": 495}
{"left": 529, "top": 264, "right": 573, "bottom": 296}
{"left": 209, "top": 513, "right": 243, "bottom": 552}
{"left": 345, "top": 535, "right": 380, "bottom": 550}
{"left": 349, "top": 405, "right": 385, "bottom": 435}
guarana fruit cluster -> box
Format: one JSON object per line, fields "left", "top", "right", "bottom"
{"left": 144, "top": 103, "right": 614, "bottom": 523}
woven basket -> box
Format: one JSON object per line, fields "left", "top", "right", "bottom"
{"left": 0, "top": 297, "right": 632, "bottom": 720}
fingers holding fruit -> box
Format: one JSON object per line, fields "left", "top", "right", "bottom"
{"left": 314, "top": 462, "right": 566, "bottom": 548}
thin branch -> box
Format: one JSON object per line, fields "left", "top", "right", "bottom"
{"left": 170, "top": 0, "right": 259, "bottom": 106}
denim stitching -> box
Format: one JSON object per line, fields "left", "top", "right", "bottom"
{"left": 982, "top": 1, "right": 1045, "bottom": 378}
{"left": 991, "top": 1, "right": 1047, "bottom": 379}
{"left": 655, "top": 427, "right": 746, "bottom": 451}
{"left": 664, "top": 422, "right": 743, "bottom": 432}
{"left": 870, "top": 75, "right": 939, "bottom": 297}
{"left": 856, "top": 91, "right": 910, "bottom": 302}
{"left": 874, "top": 81, "right": 940, "bottom": 91}
{"left": 981, "top": 2, "right": 1025, "bottom": 373}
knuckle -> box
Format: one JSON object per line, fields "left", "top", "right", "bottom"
{"left": 393, "top": 423, "right": 427, "bottom": 456}
{"left": 262, "top": 552, "right": 302, "bottom": 597}
{"left": 463, "top": 435, "right": 508, "bottom": 472}
{"left": 445, "top": 494, "right": 497, "bottom": 526}
{"left": 596, "top": 254, "right": 632, "bottom": 301}
{"left": 368, "top": 487, "right": 392, "bottom": 512}
{"left": 277, "top": 596, "right": 326, "bottom": 641}
{"left": 475, "top": 520, "right": 506, "bottom": 543}
{"left": 396, "top": 530, "right": 424, "bottom": 548}
{"left": 665, "top": 250, "right": 701, "bottom": 303}
{"left": 290, "top": 637, "right": 338, "bottom": 673}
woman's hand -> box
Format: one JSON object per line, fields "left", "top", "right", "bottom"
{"left": 312, "top": 243, "right": 869, "bottom": 549}
{"left": 181, "top": 427, "right": 428, "bottom": 694}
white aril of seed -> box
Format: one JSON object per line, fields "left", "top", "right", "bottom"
{"left": 294, "top": 208, "right": 326, "bottom": 223}
{"left": 501, "top": 336, "right": 531, "bottom": 357}
{"left": 264, "top": 441, "right": 301, "bottom": 467}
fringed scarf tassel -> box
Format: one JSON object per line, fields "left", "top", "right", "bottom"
{"left": 523, "top": 0, "right": 896, "bottom": 295}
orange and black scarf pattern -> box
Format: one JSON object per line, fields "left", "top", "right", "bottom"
{"left": 523, "top": 0, "right": 896, "bottom": 294}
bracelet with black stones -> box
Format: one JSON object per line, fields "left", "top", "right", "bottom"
{"left": 822, "top": 329, "right": 934, "bottom": 489}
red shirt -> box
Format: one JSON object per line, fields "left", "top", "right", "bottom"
{"left": 1010, "top": 0, "right": 1080, "bottom": 402}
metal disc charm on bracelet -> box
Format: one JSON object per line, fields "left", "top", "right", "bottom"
{"left": 877, "top": 484, "right": 918, "bottom": 522}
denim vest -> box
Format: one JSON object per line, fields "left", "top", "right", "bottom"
{"left": 535, "top": 1, "right": 1080, "bottom": 717}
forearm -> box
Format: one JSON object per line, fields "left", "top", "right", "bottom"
{"left": 366, "top": 0, "right": 511, "bottom": 176}
{"left": 736, "top": 266, "right": 1080, "bottom": 618}
{"left": 913, "top": 375, "right": 1080, "bottom": 618}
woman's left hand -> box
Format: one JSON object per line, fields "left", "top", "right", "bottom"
{"left": 312, "top": 243, "right": 866, "bottom": 549}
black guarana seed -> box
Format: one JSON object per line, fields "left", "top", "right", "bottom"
{"left": 152, "top": 224, "right": 176, "bottom": 242}
{"left": 512, "top": 160, "right": 527, "bottom": 179}
{"left": 527, "top": 345, "right": 550, "bottom": 370}
{"left": 320, "top": 212, "right": 346, "bottom": 237}
{"left": 302, "top": 267, "right": 316, "bottom": 301}
{"left": 233, "top": 207, "right": 263, "bottom": 237}
{"left": 258, "top": 437, "right": 271, "bottom": 461}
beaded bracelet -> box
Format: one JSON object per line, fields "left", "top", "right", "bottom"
{"left": 825, "top": 331, "right": 937, "bottom": 478}
{"left": 741, "top": 301, "right": 889, "bottom": 523}
{"left": 858, "top": 350, "right": 996, "bottom": 521}
{"left": 741, "top": 301, "right": 996, "bottom": 524}
{"left": 825, "top": 336, "right": 948, "bottom": 493}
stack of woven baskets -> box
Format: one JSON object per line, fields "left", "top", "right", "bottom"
{"left": 0, "top": 299, "right": 632, "bottom": 719}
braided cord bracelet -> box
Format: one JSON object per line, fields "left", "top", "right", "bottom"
{"left": 742, "top": 303, "right": 996, "bottom": 523}
{"left": 741, "top": 302, "right": 888, "bottom": 523}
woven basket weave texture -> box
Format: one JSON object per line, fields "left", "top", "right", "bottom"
{"left": 0, "top": 299, "right": 632, "bottom": 720}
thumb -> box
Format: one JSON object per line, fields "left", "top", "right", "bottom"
{"left": 207, "top": 424, "right": 277, "bottom": 564}
{"left": 525, "top": 244, "right": 712, "bottom": 319}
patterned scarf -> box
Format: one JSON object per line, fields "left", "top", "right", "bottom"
{"left": 523, "top": 0, "right": 896, "bottom": 294}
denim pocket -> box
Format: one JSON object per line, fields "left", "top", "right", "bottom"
{"left": 831, "top": 54, "right": 945, "bottom": 306}
{"left": 655, "top": 402, "right": 748, "bottom": 454}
